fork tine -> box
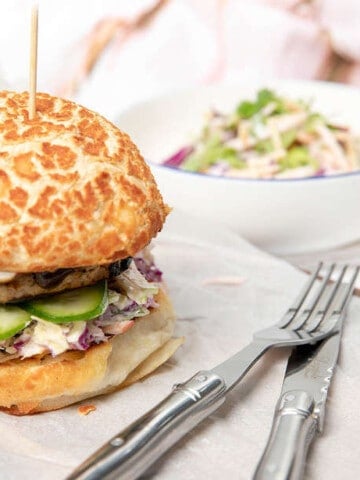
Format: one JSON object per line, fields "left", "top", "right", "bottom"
{"left": 334, "top": 266, "right": 360, "bottom": 314}
{"left": 305, "top": 265, "right": 348, "bottom": 332}
{"left": 287, "top": 263, "right": 336, "bottom": 330}
{"left": 302, "top": 283, "right": 339, "bottom": 332}
{"left": 278, "top": 262, "right": 323, "bottom": 328}
{"left": 308, "top": 265, "right": 359, "bottom": 333}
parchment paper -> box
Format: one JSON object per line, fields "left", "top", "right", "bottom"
{"left": 0, "top": 210, "right": 359, "bottom": 479}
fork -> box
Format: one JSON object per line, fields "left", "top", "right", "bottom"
{"left": 66, "top": 263, "right": 358, "bottom": 480}
{"left": 212, "top": 263, "right": 358, "bottom": 387}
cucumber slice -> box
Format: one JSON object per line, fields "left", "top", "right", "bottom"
{"left": 22, "top": 281, "right": 108, "bottom": 323}
{"left": 0, "top": 306, "right": 31, "bottom": 340}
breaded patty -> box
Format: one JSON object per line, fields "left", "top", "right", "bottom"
{"left": 0, "top": 265, "right": 110, "bottom": 303}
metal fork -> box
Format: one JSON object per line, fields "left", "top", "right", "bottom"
{"left": 66, "top": 263, "right": 358, "bottom": 480}
{"left": 258, "top": 263, "right": 356, "bottom": 342}
{"left": 212, "top": 262, "right": 358, "bottom": 392}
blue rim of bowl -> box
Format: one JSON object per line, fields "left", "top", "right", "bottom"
{"left": 148, "top": 160, "right": 360, "bottom": 183}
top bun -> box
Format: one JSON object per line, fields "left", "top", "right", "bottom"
{"left": 0, "top": 91, "right": 169, "bottom": 272}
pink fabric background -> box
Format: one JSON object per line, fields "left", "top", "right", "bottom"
{"left": 0, "top": 0, "right": 358, "bottom": 118}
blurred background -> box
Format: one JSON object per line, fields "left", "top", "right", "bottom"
{"left": 0, "top": 0, "right": 359, "bottom": 121}
{"left": 0, "top": 0, "right": 359, "bottom": 267}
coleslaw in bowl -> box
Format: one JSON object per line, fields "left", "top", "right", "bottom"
{"left": 163, "top": 88, "right": 360, "bottom": 179}
{"left": 116, "top": 80, "right": 360, "bottom": 254}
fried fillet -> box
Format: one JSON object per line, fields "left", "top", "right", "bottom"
{"left": 0, "top": 265, "right": 110, "bottom": 303}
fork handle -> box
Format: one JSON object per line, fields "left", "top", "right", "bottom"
{"left": 253, "top": 390, "right": 318, "bottom": 480}
{"left": 66, "top": 370, "right": 226, "bottom": 480}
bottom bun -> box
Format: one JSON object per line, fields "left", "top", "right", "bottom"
{"left": 0, "top": 288, "right": 183, "bottom": 415}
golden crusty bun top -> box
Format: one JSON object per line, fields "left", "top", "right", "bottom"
{"left": 0, "top": 91, "right": 169, "bottom": 272}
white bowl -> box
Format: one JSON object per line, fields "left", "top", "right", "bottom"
{"left": 116, "top": 80, "right": 360, "bottom": 255}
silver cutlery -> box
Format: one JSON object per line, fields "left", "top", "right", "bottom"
{"left": 253, "top": 265, "right": 359, "bottom": 480}
{"left": 66, "top": 263, "right": 357, "bottom": 480}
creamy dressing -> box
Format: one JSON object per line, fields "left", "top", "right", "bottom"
{"left": 0, "top": 257, "right": 161, "bottom": 359}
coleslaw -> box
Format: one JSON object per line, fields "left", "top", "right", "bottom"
{"left": 163, "top": 89, "right": 360, "bottom": 179}
{"left": 0, "top": 252, "right": 162, "bottom": 360}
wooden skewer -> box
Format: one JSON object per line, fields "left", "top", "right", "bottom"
{"left": 29, "top": 5, "right": 38, "bottom": 120}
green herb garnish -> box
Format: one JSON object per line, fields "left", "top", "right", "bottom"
{"left": 236, "top": 89, "right": 286, "bottom": 119}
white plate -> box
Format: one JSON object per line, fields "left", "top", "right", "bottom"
{"left": 116, "top": 80, "right": 360, "bottom": 255}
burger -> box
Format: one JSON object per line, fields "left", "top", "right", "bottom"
{"left": 0, "top": 90, "right": 182, "bottom": 415}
